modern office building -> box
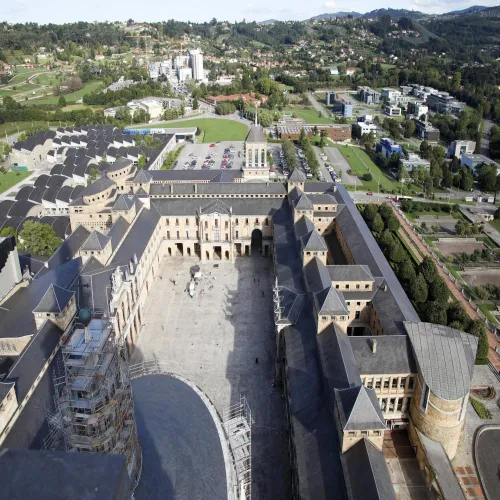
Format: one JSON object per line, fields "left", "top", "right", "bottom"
{"left": 376, "top": 137, "right": 404, "bottom": 158}
{"left": 325, "top": 92, "right": 353, "bottom": 117}
{"left": 358, "top": 86, "right": 381, "bottom": 105}
{"left": 448, "top": 140, "right": 476, "bottom": 159}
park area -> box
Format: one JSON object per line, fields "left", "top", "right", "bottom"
{"left": 147, "top": 118, "right": 249, "bottom": 143}
{"left": 336, "top": 145, "right": 400, "bottom": 192}
{"left": 284, "top": 106, "right": 333, "bottom": 124}
{"left": 0, "top": 171, "right": 31, "bottom": 194}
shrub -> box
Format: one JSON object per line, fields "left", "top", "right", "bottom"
{"left": 470, "top": 397, "right": 492, "bottom": 419}
{"left": 362, "top": 173, "right": 373, "bottom": 181}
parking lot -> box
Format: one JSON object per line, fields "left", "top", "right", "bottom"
{"left": 174, "top": 141, "right": 245, "bottom": 172}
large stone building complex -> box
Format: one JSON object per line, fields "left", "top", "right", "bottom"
{"left": 0, "top": 126, "right": 478, "bottom": 499}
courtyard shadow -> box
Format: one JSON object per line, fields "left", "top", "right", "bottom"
{"left": 222, "top": 252, "right": 292, "bottom": 500}
{"left": 132, "top": 374, "right": 226, "bottom": 500}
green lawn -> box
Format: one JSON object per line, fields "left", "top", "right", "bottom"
{"left": 26, "top": 80, "right": 103, "bottom": 105}
{"left": 6, "top": 68, "right": 50, "bottom": 85}
{"left": 285, "top": 106, "right": 333, "bottom": 124}
{"left": 32, "top": 72, "right": 60, "bottom": 86}
{"left": 0, "top": 171, "right": 31, "bottom": 194}
{"left": 143, "top": 118, "right": 249, "bottom": 143}
{"left": 336, "top": 145, "right": 400, "bottom": 192}
{"left": 489, "top": 220, "right": 500, "bottom": 232}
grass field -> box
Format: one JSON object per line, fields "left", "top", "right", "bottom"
{"left": 0, "top": 171, "right": 31, "bottom": 194}
{"left": 336, "top": 145, "right": 400, "bottom": 192}
{"left": 6, "top": 68, "right": 50, "bottom": 85}
{"left": 284, "top": 106, "right": 333, "bottom": 124}
{"left": 144, "top": 118, "right": 249, "bottom": 143}
{"left": 489, "top": 220, "right": 500, "bottom": 232}
{"left": 32, "top": 72, "right": 60, "bottom": 86}
{"left": 26, "top": 80, "right": 103, "bottom": 105}
{"left": 0, "top": 121, "right": 60, "bottom": 137}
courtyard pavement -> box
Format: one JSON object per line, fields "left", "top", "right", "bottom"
{"left": 132, "top": 255, "right": 291, "bottom": 499}
{"left": 175, "top": 141, "right": 245, "bottom": 171}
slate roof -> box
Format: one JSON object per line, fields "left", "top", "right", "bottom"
{"left": 416, "top": 430, "right": 467, "bottom": 500}
{"left": 150, "top": 181, "right": 286, "bottom": 197}
{"left": 6, "top": 320, "right": 63, "bottom": 401}
{"left": 112, "top": 195, "right": 135, "bottom": 211}
{"left": 201, "top": 199, "right": 232, "bottom": 215}
{"left": 8, "top": 200, "right": 38, "bottom": 217}
{"left": 302, "top": 229, "right": 328, "bottom": 252}
{"left": 295, "top": 193, "right": 314, "bottom": 210}
{"left": 245, "top": 125, "right": 265, "bottom": 143}
{"left": 210, "top": 171, "right": 234, "bottom": 183}
{"left": 81, "top": 230, "right": 110, "bottom": 251}
{"left": 289, "top": 168, "right": 306, "bottom": 182}
{"left": 341, "top": 438, "right": 397, "bottom": 500}
{"left": 81, "top": 176, "right": 114, "bottom": 197}
{"left": 349, "top": 336, "right": 417, "bottom": 375}
{"left": 33, "top": 284, "right": 75, "bottom": 313}
{"left": 133, "top": 169, "right": 153, "bottom": 183}
{"left": 34, "top": 175, "right": 50, "bottom": 188}
{"left": 15, "top": 186, "right": 35, "bottom": 201}
{"left": 314, "top": 285, "right": 348, "bottom": 315}
{"left": 106, "top": 157, "right": 133, "bottom": 172}
{"left": 55, "top": 186, "right": 73, "bottom": 203}
{"left": 149, "top": 170, "right": 243, "bottom": 182}
{"left": 335, "top": 385, "right": 386, "bottom": 431}
{"left": 404, "top": 322, "right": 478, "bottom": 401}
{"left": 327, "top": 265, "right": 374, "bottom": 282}
{"left": 107, "top": 217, "right": 130, "bottom": 251}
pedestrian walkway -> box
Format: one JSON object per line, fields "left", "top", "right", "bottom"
{"left": 391, "top": 205, "right": 500, "bottom": 372}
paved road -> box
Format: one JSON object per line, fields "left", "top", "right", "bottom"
{"left": 481, "top": 117, "right": 494, "bottom": 157}
{"left": 323, "top": 147, "right": 360, "bottom": 185}
{"left": 132, "top": 374, "right": 227, "bottom": 500}
{"left": 475, "top": 426, "right": 500, "bottom": 500}
{"left": 307, "top": 92, "right": 330, "bottom": 119}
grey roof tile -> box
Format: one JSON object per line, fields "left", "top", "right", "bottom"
{"left": 81, "top": 230, "right": 110, "bottom": 251}
{"left": 303, "top": 229, "right": 328, "bottom": 252}
{"left": 246, "top": 125, "right": 265, "bottom": 143}
{"left": 32, "top": 284, "right": 75, "bottom": 313}
{"left": 289, "top": 169, "right": 306, "bottom": 182}
{"left": 315, "top": 285, "right": 348, "bottom": 315}
{"left": 335, "top": 385, "right": 386, "bottom": 431}
{"left": 327, "top": 265, "right": 374, "bottom": 282}
{"left": 112, "top": 195, "right": 135, "bottom": 211}
{"left": 404, "top": 322, "right": 478, "bottom": 400}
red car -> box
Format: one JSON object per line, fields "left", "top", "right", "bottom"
{"left": 367, "top": 192, "right": 374, "bottom": 196}
{"left": 209, "top": 143, "right": 215, "bottom": 147}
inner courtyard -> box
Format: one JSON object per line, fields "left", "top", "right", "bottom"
{"left": 131, "top": 255, "right": 291, "bottom": 499}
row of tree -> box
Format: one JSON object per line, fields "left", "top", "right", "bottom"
{"left": 362, "top": 203, "right": 489, "bottom": 363}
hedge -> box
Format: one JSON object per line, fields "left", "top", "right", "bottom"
{"left": 470, "top": 397, "right": 492, "bottom": 419}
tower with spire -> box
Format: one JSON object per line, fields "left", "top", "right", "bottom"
{"left": 243, "top": 106, "right": 268, "bottom": 179}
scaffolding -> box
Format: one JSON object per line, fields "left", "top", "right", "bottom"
{"left": 223, "top": 396, "right": 253, "bottom": 500}
{"left": 48, "top": 318, "right": 142, "bottom": 488}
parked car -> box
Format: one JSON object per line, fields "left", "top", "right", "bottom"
{"left": 209, "top": 143, "right": 216, "bottom": 147}
{"left": 367, "top": 192, "right": 374, "bottom": 196}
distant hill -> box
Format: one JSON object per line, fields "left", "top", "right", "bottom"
{"left": 446, "top": 5, "right": 487, "bottom": 15}
{"left": 258, "top": 19, "right": 280, "bottom": 24}
{"left": 309, "top": 12, "right": 362, "bottom": 20}
{"left": 362, "top": 8, "right": 427, "bottom": 20}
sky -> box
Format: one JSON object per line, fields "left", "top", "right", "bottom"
{"left": 1, "top": 0, "right": 499, "bottom": 24}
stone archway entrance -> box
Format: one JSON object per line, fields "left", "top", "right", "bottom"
{"left": 251, "top": 229, "right": 263, "bottom": 253}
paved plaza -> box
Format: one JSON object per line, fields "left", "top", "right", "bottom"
{"left": 132, "top": 255, "right": 291, "bottom": 499}
{"left": 175, "top": 141, "right": 245, "bottom": 171}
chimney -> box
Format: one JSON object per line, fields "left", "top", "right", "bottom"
{"left": 170, "top": 184, "right": 173, "bottom": 194}
{"left": 194, "top": 183, "right": 197, "bottom": 193}
{"left": 371, "top": 339, "right": 377, "bottom": 354}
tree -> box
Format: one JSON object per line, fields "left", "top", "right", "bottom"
{"left": 478, "top": 164, "right": 497, "bottom": 192}
{"left": 58, "top": 95, "right": 66, "bottom": 107}
{"left": 398, "top": 164, "right": 409, "bottom": 182}
{"left": 455, "top": 220, "right": 466, "bottom": 236}
{"left": 86, "top": 167, "right": 100, "bottom": 185}
{"left": 192, "top": 97, "right": 199, "bottom": 110}
{"left": 447, "top": 304, "right": 470, "bottom": 330}
{"left": 371, "top": 213, "right": 384, "bottom": 233}
{"left": 299, "top": 128, "right": 307, "bottom": 148}
{"left": 138, "top": 154, "right": 147, "bottom": 169}
{"left": 402, "top": 120, "right": 416, "bottom": 139}
{"left": 476, "top": 328, "right": 490, "bottom": 364}
{"left": 399, "top": 260, "right": 416, "bottom": 283}
{"left": 409, "top": 273, "right": 428, "bottom": 303}
{"left": 460, "top": 169, "right": 474, "bottom": 191}
{"left": 19, "top": 221, "right": 62, "bottom": 258}
{"left": 495, "top": 207, "right": 500, "bottom": 220}
{"left": 419, "top": 257, "right": 438, "bottom": 284}
{"left": 426, "top": 301, "right": 448, "bottom": 325}
{"left": 363, "top": 204, "right": 379, "bottom": 223}
{"left": 313, "top": 125, "right": 319, "bottom": 136}
{"left": 429, "top": 276, "right": 449, "bottom": 302}
{"left": 386, "top": 215, "right": 400, "bottom": 232}
{"left": 388, "top": 241, "right": 408, "bottom": 263}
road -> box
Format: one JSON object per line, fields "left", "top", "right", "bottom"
{"left": 307, "top": 92, "right": 330, "bottom": 119}
{"left": 480, "top": 116, "right": 494, "bottom": 157}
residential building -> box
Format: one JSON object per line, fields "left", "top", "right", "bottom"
{"left": 189, "top": 49, "right": 204, "bottom": 81}
{"left": 407, "top": 102, "right": 428, "bottom": 119}
{"left": 376, "top": 137, "right": 404, "bottom": 158}
{"left": 345, "top": 67, "right": 357, "bottom": 76}
{"left": 448, "top": 140, "right": 476, "bottom": 159}
{"left": 381, "top": 88, "right": 401, "bottom": 104}
{"left": 358, "top": 86, "right": 381, "bottom": 105}
{"left": 354, "top": 122, "right": 378, "bottom": 137}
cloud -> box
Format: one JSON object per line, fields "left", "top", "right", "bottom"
{"left": 324, "top": 1, "right": 336, "bottom": 7}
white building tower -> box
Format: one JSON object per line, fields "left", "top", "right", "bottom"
{"left": 189, "top": 49, "right": 204, "bottom": 81}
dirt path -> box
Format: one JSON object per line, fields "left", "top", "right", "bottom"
{"left": 392, "top": 205, "right": 500, "bottom": 371}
